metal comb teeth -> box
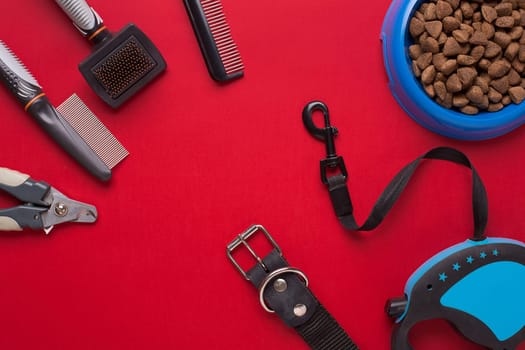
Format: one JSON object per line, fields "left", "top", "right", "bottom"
{"left": 92, "top": 37, "right": 156, "bottom": 99}
{"left": 57, "top": 94, "right": 129, "bottom": 169}
{"left": 200, "top": 0, "right": 244, "bottom": 75}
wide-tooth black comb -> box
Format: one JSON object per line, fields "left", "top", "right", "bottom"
{"left": 184, "top": 0, "right": 244, "bottom": 82}
{"left": 55, "top": 0, "right": 167, "bottom": 108}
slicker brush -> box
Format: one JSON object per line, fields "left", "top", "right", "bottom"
{"left": 55, "top": 0, "right": 167, "bottom": 108}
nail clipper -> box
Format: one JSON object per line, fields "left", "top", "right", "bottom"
{"left": 0, "top": 167, "right": 97, "bottom": 234}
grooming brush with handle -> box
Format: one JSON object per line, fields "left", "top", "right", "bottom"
{"left": 0, "top": 40, "right": 128, "bottom": 182}
{"left": 184, "top": 0, "right": 244, "bottom": 82}
{"left": 54, "top": 0, "right": 166, "bottom": 108}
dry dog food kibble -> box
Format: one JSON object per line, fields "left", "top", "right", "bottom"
{"left": 409, "top": 0, "right": 525, "bottom": 114}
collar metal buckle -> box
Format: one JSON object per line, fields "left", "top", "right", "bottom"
{"left": 226, "top": 224, "right": 282, "bottom": 280}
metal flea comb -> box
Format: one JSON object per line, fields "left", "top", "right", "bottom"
{"left": 0, "top": 40, "right": 128, "bottom": 181}
{"left": 184, "top": 0, "right": 244, "bottom": 82}
{"left": 54, "top": 0, "right": 167, "bottom": 108}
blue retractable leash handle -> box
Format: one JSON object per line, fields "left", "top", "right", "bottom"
{"left": 303, "top": 101, "right": 525, "bottom": 350}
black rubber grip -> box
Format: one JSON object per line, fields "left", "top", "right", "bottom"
{"left": 0, "top": 43, "right": 111, "bottom": 181}
{"left": 27, "top": 97, "right": 112, "bottom": 181}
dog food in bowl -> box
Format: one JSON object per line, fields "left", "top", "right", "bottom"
{"left": 382, "top": 0, "right": 525, "bottom": 140}
{"left": 409, "top": 0, "right": 525, "bottom": 114}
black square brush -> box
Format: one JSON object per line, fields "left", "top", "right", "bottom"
{"left": 55, "top": 0, "right": 166, "bottom": 108}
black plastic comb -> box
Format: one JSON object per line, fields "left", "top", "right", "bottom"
{"left": 184, "top": 0, "right": 244, "bottom": 82}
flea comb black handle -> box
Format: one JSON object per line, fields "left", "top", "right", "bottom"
{"left": 54, "top": 0, "right": 111, "bottom": 44}
{"left": 0, "top": 41, "right": 111, "bottom": 181}
{"left": 184, "top": 0, "right": 244, "bottom": 82}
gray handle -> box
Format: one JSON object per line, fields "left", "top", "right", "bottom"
{"left": 0, "top": 41, "right": 111, "bottom": 181}
{"left": 29, "top": 96, "right": 112, "bottom": 181}
{"left": 54, "top": 0, "right": 104, "bottom": 37}
{"left": 0, "top": 206, "right": 47, "bottom": 231}
{"left": 0, "top": 167, "right": 49, "bottom": 231}
{"left": 0, "top": 167, "right": 26, "bottom": 230}
{"left": 0, "top": 167, "right": 50, "bottom": 205}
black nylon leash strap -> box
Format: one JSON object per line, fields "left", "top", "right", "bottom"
{"left": 302, "top": 102, "right": 488, "bottom": 240}
{"left": 326, "top": 147, "right": 488, "bottom": 240}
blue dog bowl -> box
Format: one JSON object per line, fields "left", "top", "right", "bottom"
{"left": 381, "top": 0, "right": 525, "bottom": 140}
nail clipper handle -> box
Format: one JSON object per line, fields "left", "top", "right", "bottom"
{"left": 0, "top": 215, "right": 23, "bottom": 231}
{"left": 0, "top": 167, "right": 49, "bottom": 231}
{"left": 0, "top": 167, "right": 50, "bottom": 205}
{"left": 0, "top": 167, "right": 30, "bottom": 188}
{"left": 54, "top": 0, "right": 106, "bottom": 40}
{"left": 0, "top": 206, "right": 47, "bottom": 231}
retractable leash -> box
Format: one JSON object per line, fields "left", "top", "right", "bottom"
{"left": 303, "top": 101, "right": 525, "bottom": 350}
{"left": 227, "top": 225, "right": 359, "bottom": 350}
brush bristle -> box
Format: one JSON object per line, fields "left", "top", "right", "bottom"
{"left": 57, "top": 94, "right": 129, "bottom": 169}
{"left": 91, "top": 37, "right": 156, "bottom": 99}
{"left": 200, "top": 0, "right": 244, "bottom": 75}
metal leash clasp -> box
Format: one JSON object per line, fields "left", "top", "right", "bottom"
{"left": 302, "top": 101, "right": 348, "bottom": 184}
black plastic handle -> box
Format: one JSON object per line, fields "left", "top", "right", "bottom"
{"left": 0, "top": 41, "right": 111, "bottom": 181}
{"left": 27, "top": 98, "right": 112, "bottom": 181}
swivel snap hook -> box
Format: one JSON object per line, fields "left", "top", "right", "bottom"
{"left": 302, "top": 101, "right": 348, "bottom": 184}
{"left": 302, "top": 102, "right": 338, "bottom": 158}
{"left": 302, "top": 101, "right": 331, "bottom": 135}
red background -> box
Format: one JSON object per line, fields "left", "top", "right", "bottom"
{"left": 0, "top": 1, "right": 524, "bottom": 349}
